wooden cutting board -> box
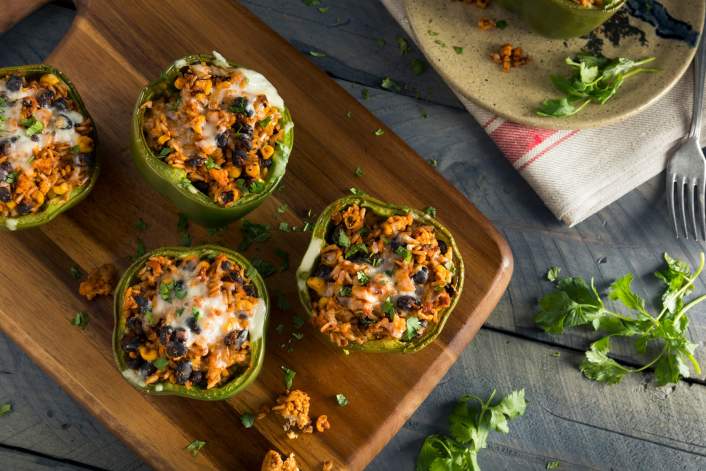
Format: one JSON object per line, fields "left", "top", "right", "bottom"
{"left": 0, "top": 1, "right": 513, "bottom": 469}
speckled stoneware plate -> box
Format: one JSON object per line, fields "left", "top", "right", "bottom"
{"left": 404, "top": 0, "right": 704, "bottom": 129}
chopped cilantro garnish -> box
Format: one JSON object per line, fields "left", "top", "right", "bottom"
{"left": 176, "top": 307, "right": 185, "bottom": 317}
{"left": 275, "top": 323, "right": 285, "bottom": 334}
{"left": 292, "top": 332, "right": 304, "bottom": 340}
{"left": 192, "top": 307, "right": 202, "bottom": 321}
{"left": 309, "top": 50, "right": 326, "bottom": 57}
{"left": 411, "top": 59, "right": 428, "bottom": 76}
{"left": 373, "top": 128, "right": 385, "bottom": 136}
{"left": 70, "top": 311, "right": 88, "bottom": 329}
{"left": 349, "top": 187, "right": 367, "bottom": 196}
{"left": 239, "top": 220, "right": 271, "bottom": 250}
{"left": 70, "top": 145, "right": 81, "bottom": 154}
{"left": 281, "top": 365, "right": 296, "bottom": 390}
{"left": 338, "top": 286, "right": 352, "bottom": 297}
{"left": 381, "top": 77, "right": 402, "bottom": 93}
{"left": 4, "top": 171, "right": 17, "bottom": 184}
{"left": 249, "top": 180, "right": 266, "bottom": 193}
{"left": 354, "top": 166, "right": 364, "bottom": 177}
{"left": 356, "top": 271, "right": 370, "bottom": 285}
{"left": 361, "top": 88, "right": 369, "bottom": 100}
{"left": 345, "top": 243, "right": 368, "bottom": 259}
{"left": 279, "top": 221, "right": 290, "bottom": 232}
{"left": 277, "top": 203, "right": 288, "bottom": 214}
{"left": 453, "top": 46, "right": 464, "bottom": 55}
{"left": 240, "top": 412, "right": 255, "bottom": 428}
{"left": 382, "top": 297, "right": 395, "bottom": 319}
{"left": 404, "top": 316, "right": 421, "bottom": 341}
{"left": 424, "top": 206, "right": 437, "bottom": 218}
{"left": 428, "top": 159, "right": 438, "bottom": 167}
{"left": 397, "top": 36, "right": 410, "bottom": 54}
{"left": 153, "top": 357, "right": 169, "bottom": 370}
{"left": 204, "top": 158, "right": 219, "bottom": 170}
{"left": 185, "top": 440, "right": 206, "bottom": 457}
{"left": 345, "top": 111, "right": 352, "bottom": 119}
{"left": 70, "top": 265, "right": 83, "bottom": 280}
{"left": 258, "top": 116, "right": 272, "bottom": 128}
{"left": 158, "top": 147, "right": 171, "bottom": 158}
{"left": 335, "top": 393, "right": 349, "bottom": 407}
{"left": 336, "top": 228, "right": 350, "bottom": 247}
{"left": 496, "top": 19, "right": 508, "bottom": 29}
{"left": 395, "top": 245, "right": 412, "bottom": 263}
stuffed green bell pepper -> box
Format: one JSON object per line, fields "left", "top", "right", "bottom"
{"left": 131, "top": 52, "right": 294, "bottom": 228}
{"left": 495, "top": 0, "right": 625, "bottom": 39}
{"left": 0, "top": 65, "right": 99, "bottom": 230}
{"left": 296, "top": 195, "right": 464, "bottom": 353}
{"left": 113, "top": 245, "right": 269, "bottom": 400}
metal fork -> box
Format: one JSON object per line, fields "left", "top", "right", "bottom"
{"left": 667, "top": 26, "right": 706, "bottom": 240}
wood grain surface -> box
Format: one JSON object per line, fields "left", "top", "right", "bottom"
{"left": 0, "top": 1, "right": 511, "bottom": 470}
{"left": 2, "top": 2, "right": 706, "bottom": 470}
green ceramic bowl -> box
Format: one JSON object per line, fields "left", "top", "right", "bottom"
{"left": 495, "top": 0, "right": 626, "bottom": 39}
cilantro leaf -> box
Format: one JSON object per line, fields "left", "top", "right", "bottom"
{"left": 239, "top": 220, "right": 271, "bottom": 251}
{"left": 240, "top": 412, "right": 255, "bottom": 428}
{"left": 185, "top": 439, "right": 206, "bottom": 456}
{"left": 335, "top": 393, "right": 349, "bottom": 407}
{"left": 579, "top": 337, "right": 629, "bottom": 384}
{"left": 0, "top": 403, "right": 11, "bottom": 416}
{"left": 70, "top": 311, "right": 88, "bottom": 329}
{"left": 281, "top": 365, "right": 296, "bottom": 390}
{"left": 404, "top": 316, "right": 421, "bottom": 341}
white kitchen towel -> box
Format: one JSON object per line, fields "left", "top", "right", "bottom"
{"left": 382, "top": 0, "right": 701, "bottom": 226}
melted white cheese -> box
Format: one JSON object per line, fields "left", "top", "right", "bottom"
{"left": 297, "top": 237, "right": 325, "bottom": 291}
{"left": 240, "top": 68, "right": 284, "bottom": 110}
{"left": 150, "top": 263, "right": 263, "bottom": 350}
{"left": 122, "top": 369, "right": 146, "bottom": 387}
{"left": 0, "top": 78, "right": 86, "bottom": 177}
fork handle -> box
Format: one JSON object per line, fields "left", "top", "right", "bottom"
{"left": 690, "top": 26, "right": 706, "bottom": 139}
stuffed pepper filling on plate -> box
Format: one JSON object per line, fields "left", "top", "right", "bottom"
{"left": 0, "top": 71, "right": 94, "bottom": 221}
{"left": 305, "top": 202, "right": 459, "bottom": 348}
{"left": 119, "top": 251, "right": 266, "bottom": 391}
{"left": 141, "top": 60, "right": 287, "bottom": 207}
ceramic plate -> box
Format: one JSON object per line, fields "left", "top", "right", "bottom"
{"left": 404, "top": 0, "right": 704, "bottom": 129}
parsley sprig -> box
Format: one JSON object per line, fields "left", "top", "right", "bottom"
{"left": 416, "top": 389, "right": 526, "bottom": 471}
{"left": 536, "top": 54, "right": 657, "bottom": 118}
{"left": 535, "top": 253, "right": 705, "bottom": 385}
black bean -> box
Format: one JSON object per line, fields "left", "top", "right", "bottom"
{"left": 55, "top": 113, "right": 73, "bottom": 130}
{"left": 5, "top": 75, "right": 22, "bottom": 92}
{"left": 174, "top": 361, "right": 192, "bottom": 384}
{"left": 239, "top": 124, "right": 254, "bottom": 137}
{"left": 186, "top": 316, "right": 201, "bottom": 334}
{"left": 173, "top": 327, "right": 188, "bottom": 343}
{"left": 120, "top": 335, "right": 141, "bottom": 353}
{"left": 437, "top": 239, "right": 448, "bottom": 255}
{"left": 231, "top": 97, "right": 249, "bottom": 115}
{"left": 190, "top": 370, "right": 207, "bottom": 388}
{"left": 445, "top": 284, "right": 456, "bottom": 297}
{"left": 158, "top": 325, "right": 174, "bottom": 345}
{"left": 390, "top": 237, "right": 402, "bottom": 251}
{"left": 133, "top": 294, "right": 151, "bottom": 314}
{"left": 16, "top": 201, "right": 33, "bottom": 215}
{"left": 0, "top": 161, "right": 13, "bottom": 181}
{"left": 232, "top": 148, "right": 247, "bottom": 167}
{"left": 220, "top": 260, "right": 232, "bottom": 271}
{"left": 139, "top": 362, "right": 157, "bottom": 377}
{"left": 221, "top": 190, "right": 234, "bottom": 203}
{"left": 192, "top": 180, "right": 210, "bottom": 194}
{"left": 74, "top": 153, "right": 93, "bottom": 167}
{"left": 243, "top": 283, "right": 257, "bottom": 297}
{"left": 226, "top": 270, "right": 243, "bottom": 284}
{"left": 166, "top": 340, "right": 188, "bottom": 358}
{"left": 30, "top": 134, "right": 39, "bottom": 142}
{"left": 37, "top": 89, "right": 54, "bottom": 107}
{"left": 396, "top": 295, "right": 420, "bottom": 311}
{"left": 186, "top": 156, "right": 205, "bottom": 167}
{"left": 313, "top": 264, "right": 332, "bottom": 281}
{"left": 216, "top": 131, "right": 229, "bottom": 148}
{"left": 412, "top": 266, "right": 429, "bottom": 285}
{"left": 127, "top": 316, "right": 143, "bottom": 335}
{"left": 0, "top": 186, "right": 11, "bottom": 203}
{"left": 259, "top": 156, "right": 273, "bottom": 168}
{"left": 53, "top": 97, "right": 68, "bottom": 111}
{"left": 224, "top": 330, "right": 238, "bottom": 346}
{"left": 125, "top": 356, "right": 144, "bottom": 370}
{"left": 0, "top": 140, "right": 9, "bottom": 155}
{"left": 224, "top": 329, "right": 248, "bottom": 349}
{"left": 21, "top": 98, "right": 32, "bottom": 108}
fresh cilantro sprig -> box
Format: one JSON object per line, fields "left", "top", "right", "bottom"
{"left": 416, "top": 389, "right": 526, "bottom": 471}
{"left": 535, "top": 253, "right": 705, "bottom": 385}
{"left": 536, "top": 54, "right": 657, "bottom": 118}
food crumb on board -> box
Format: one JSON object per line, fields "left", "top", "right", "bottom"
{"left": 79, "top": 263, "right": 117, "bottom": 300}
{"left": 490, "top": 43, "right": 530, "bottom": 72}
{"left": 478, "top": 18, "right": 496, "bottom": 31}
{"left": 315, "top": 414, "right": 331, "bottom": 432}
{"left": 261, "top": 449, "right": 300, "bottom": 471}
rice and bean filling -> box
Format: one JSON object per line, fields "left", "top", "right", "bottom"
{"left": 142, "top": 62, "right": 287, "bottom": 207}
{"left": 306, "top": 204, "right": 457, "bottom": 346}
{"left": 0, "top": 73, "right": 94, "bottom": 217}
{"left": 120, "top": 253, "right": 266, "bottom": 390}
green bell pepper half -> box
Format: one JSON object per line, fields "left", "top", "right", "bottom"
{"left": 0, "top": 64, "right": 99, "bottom": 231}
{"left": 296, "top": 195, "right": 464, "bottom": 353}
{"left": 130, "top": 53, "right": 294, "bottom": 228}
{"left": 495, "top": 0, "right": 625, "bottom": 39}
{"left": 112, "top": 244, "right": 269, "bottom": 400}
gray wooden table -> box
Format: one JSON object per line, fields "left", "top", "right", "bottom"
{"left": 1, "top": 2, "right": 705, "bottom": 470}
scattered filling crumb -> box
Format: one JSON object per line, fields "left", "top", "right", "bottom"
{"left": 79, "top": 263, "right": 117, "bottom": 300}
{"left": 272, "top": 389, "right": 314, "bottom": 439}
{"left": 315, "top": 414, "right": 331, "bottom": 433}
{"left": 142, "top": 61, "right": 288, "bottom": 207}
{"left": 478, "top": 18, "right": 497, "bottom": 31}
{"left": 490, "top": 43, "right": 530, "bottom": 72}
{"left": 261, "top": 450, "right": 300, "bottom": 471}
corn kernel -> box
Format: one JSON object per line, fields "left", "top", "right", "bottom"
{"left": 228, "top": 166, "right": 242, "bottom": 179}
{"left": 191, "top": 115, "right": 205, "bottom": 134}
{"left": 306, "top": 277, "right": 327, "bottom": 296}
{"left": 6, "top": 201, "right": 15, "bottom": 209}
{"left": 77, "top": 135, "right": 93, "bottom": 153}
{"left": 174, "top": 77, "right": 186, "bottom": 89}
{"left": 245, "top": 162, "right": 260, "bottom": 178}
{"left": 157, "top": 134, "right": 170, "bottom": 145}
{"left": 34, "top": 192, "right": 45, "bottom": 205}
{"left": 40, "top": 73, "right": 60, "bottom": 87}
{"left": 52, "top": 183, "right": 69, "bottom": 195}
{"left": 261, "top": 145, "right": 274, "bottom": 159}
{"left": 139, "top": 345, "right": 158, "bottom": 361}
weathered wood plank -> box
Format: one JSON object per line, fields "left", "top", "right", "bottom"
{"left": 0, "top": 448, "right": 91, "bottom": 471}
{"left": 369, "top": 328, "right": 706, "bottom": 471}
